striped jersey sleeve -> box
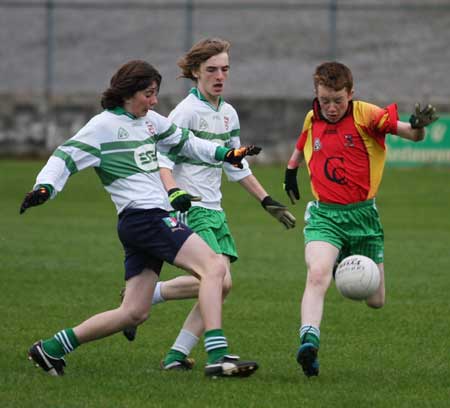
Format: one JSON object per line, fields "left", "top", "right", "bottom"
{"left": 34, "top": 119, "right": 102, "bottom": 197}
{"left": 152, "top": 111, "right": 220, "bottom": 166}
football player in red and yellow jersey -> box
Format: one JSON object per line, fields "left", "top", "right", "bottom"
{"left": 283, "top": 61, "right": 438, "bottom": 377}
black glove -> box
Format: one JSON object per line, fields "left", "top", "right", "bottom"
{"left": 168, "top": 188, "right": 201, "bottom": 212}
{"left": 19, "top": 185, "right": 51, "bottom": 214}
{"left": 224, "top": 145, "right": 262, "bottom": 169}
{"left": 261, "top": 196, "right": 296, "bottom": 229}
{"left": 284, "top": 168, "right": 300, "bottom": 205}
{"left": 409, "top": 103, "right": 438, "bottom": 129}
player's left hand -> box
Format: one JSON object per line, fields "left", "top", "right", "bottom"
{"left": 261, "top": 196, "right": 296, "bottom": 229}
{"left": 409, "top": 103, "right": 439, "bottom": 129}
{"left": 19, "top": 185, "right": 51, "bottom": 214}
{"left": 168, "top": 188, "right": 201, "bottom": 212}
{"left": 284, "top": 168, "right": 300, "bottom": 205}
{"left": 224, "top": 145, "right": 262, "bottom": 169}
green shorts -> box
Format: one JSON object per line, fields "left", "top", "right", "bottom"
{"left": 174, "top": 206, "right": 238, "bottom": 262}
{"left": 303, "top": 199, "right": 384, "bottom": 264}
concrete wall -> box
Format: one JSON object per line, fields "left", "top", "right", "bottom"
{"left": 1, "top": 1, "right": 449, "bottom": 161}
{"left": 0, "top": 93, "right": 312, "bottom": 162}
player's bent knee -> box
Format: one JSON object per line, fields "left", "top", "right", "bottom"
{"left": 222, "top": 273, "right": 233, "bottom": 297}
{"left": 125, "top": 307, "right": 150, "bottom": 326}
{"left": 199, "top": 254, "right": 227, "bottom": 281}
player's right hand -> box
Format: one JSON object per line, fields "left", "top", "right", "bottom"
{"left": 224, "top": 145, "right": 262, "bottom": 169}
{"left": 283, "top": 168, "right": 300, "bottom": 205}
{"left": 261, "top": 196, "right": 296, "bottom": 229}
{"left": 19, "top": 185, "right": 51, "bottom": 214}
{"left": 168, "top": 188, "right": 201, "bottom": 213}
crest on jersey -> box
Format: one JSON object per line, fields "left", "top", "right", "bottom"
{"left": 224, "top": 116, "right": 230, "bottom": 131}
{"left": 344, "top": 134, "right": 355, "bottom": 147}
{"left": 199, "top": 118, "right": 208, "bottom": 130}
{"left": 118, "top": 127, "right": 129, "bottom": 139}
{"left": 145, "top": 121, "right": 157, "bottom": 136}
{"left": 313, "top": 137, "right": 322, "bottom": 151}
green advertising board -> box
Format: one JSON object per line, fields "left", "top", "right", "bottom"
{"left": 386, "top": 114, "right": 450, "bottom": 166}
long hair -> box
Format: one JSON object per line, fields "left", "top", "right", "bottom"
{"left": 177, "top": 38, "right": 231, "bottom": 81}
{"left": 101, "top": 60, "right": 162, "bottom": 109}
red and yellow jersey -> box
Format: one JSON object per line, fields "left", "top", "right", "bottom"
{"left": 296, "top": 100, "right": 398, "bottom": 204}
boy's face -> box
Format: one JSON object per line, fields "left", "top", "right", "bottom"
{"left": 124, "top": 81, "right": 159, "bottom": 117}
{"left": 194, "top": 52, "right": 229, "bottom": 104}
{"left": 316, "top": 84, "right": 353, "bottom": 123}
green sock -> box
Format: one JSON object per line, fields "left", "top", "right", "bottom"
{"left": 302, "top": 333, "right": 320, "bottom": 348}
{"left": 42, "top": 328, "right": 80, "bottom": 359}
{"left": 163, "top": 349, "right": 187, "bottom": 366}
{"left": 204, "top": 329, "right": 228, "bottom": 364}
{"left": 300, "top": 325, "right": 320, "bottom": 348}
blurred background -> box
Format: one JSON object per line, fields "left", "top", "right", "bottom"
{"left": 1, "top": 0, "right": 449, "bottom": 164}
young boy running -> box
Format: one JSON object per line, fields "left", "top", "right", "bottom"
{"left": 283, "top": 61, "right": 438, "bottom": 377}
{"left": 21, "top": 59, "right": 261, "bottom": 378}
{"left": 121, "top": 38, "right": 296, "bottom": 372}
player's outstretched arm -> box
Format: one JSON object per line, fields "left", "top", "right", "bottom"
{"left": 222, "top": 145, "right": 262, "bottom": 169}
{"left": 19, "top": 184, "right": 53, "bottom": 214}
{"left": 397, "top": 103, "right": 439, "bottom": 142}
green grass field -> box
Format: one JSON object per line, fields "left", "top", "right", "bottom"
{"left": 1, "top": 160, "right": 449, "bottom": 407}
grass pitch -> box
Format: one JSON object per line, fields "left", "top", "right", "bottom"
{"left": 1, "top": 160, "right": 449, "bottom": 407}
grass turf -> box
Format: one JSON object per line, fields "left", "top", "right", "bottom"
{"left": 1, "top": 160, "right": 449, "bottom": 407}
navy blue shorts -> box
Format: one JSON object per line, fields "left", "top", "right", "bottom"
{"left": 117, "top": 208, "right": 193, "bottom": 280}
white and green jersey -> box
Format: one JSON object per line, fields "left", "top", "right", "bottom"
{"left": 34, "top": 107, "right": 222, "bottom": 214}
{"left": 158, "top": 88, "right": 252, "bottom": 211}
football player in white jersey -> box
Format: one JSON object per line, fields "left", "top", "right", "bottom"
{"left": 21, "top": 59, "right": 261, "bottom": 378}
{"left": 121, "top": 39, "right": 296, "bottom": 371}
